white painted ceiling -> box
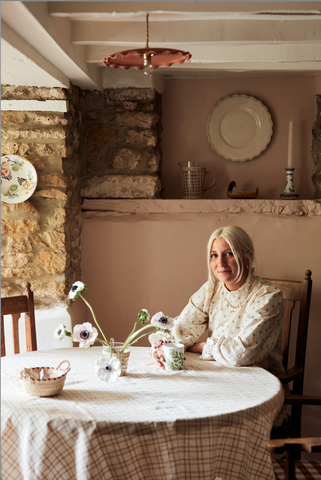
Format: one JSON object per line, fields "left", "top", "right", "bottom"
{"left": 1, "top": 1, "right": 321, "bottom": 89}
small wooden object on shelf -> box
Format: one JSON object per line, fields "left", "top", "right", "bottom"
{"left": 226, "top": 181, "right": 259, "bottom": 199}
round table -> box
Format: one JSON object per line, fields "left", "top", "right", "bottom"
{"left": 1, "top": 346, "right": 284, "bottom": 480}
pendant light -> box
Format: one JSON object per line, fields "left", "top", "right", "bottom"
{"left": 103, "top": 14, "right": 191, "bottom": 75}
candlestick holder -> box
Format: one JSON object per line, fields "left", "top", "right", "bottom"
{"left": 280, "top": 168, "right": 299, "bottom": 199}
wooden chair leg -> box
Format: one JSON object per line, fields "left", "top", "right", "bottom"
{"left": 1, "top": 316, "right": 6, "bottom": 357}
{"left": 25, "top": 283, "right": 37, "bottom": 352}
{"left": 12, "top": 313, "right": 20, "bottom": 354}
{"left": 25, "top": 313, "right": 37, "bottom": 352}
{"left": 285, "top": 444, "right": 301, "bottom": 480}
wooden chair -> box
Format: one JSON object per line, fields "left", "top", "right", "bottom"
{"left": 267, "top": 436, "right": 321, "bottom": 480}
{"left": 1, "top": 283, "right": 37, "bottom": 356}
{"left": 262, "top": 270, "right": 314, "bottom": 441}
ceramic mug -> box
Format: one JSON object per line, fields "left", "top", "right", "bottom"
{"left": 152, "top": 342, "right": 185, "bottom": 371}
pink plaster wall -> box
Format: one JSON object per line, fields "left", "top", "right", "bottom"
{"left": 79, "top": 209, "right": 321, "bottom": 450}
{"left": 161, "top": 76, "right": 316, "bottom": 200}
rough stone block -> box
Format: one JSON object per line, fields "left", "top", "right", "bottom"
{"left": 1, "top": 112, "right": 26, "bottom": 124}
{"left": 87, "top": 126, "right": 120, "bottom": 145}
{"left": 123, "top": 102, "right": 137, "bottom": 111}
{"left": 34, "top": 231, "right": 65, "bottom": 249}
{"left": 38, "top": 250, "right": 67, "bottom": 275}
{"left": 0, "top": 143, "right": 66, "bottom": 157}
{"left": 1, "top": 201, "right": 38, "bottom": 214}
{"left": 1, "top": 219, "right": 7, "bottom": 234}
{"left": 1, "top": 282, "right": 25, "bottom": 297}
{"left": 1, "top": 253, "right": 33, "bottom": 268}
{"left": 7, "top": 237, "right": 33, "bottom": 254}
{"left": 115, "top": 112, "right": 158, "bottom": 129}
{"left": 1, "top": 128, "right": 66, "bottom": 141}
{"left": 81, "top": 174, "right": 161, "bottom": 199}
{"left": 34, "top": 188, "right": 67, "bottom": 200}
{"left": 7, "top": 218, "right": 40, "bottom": 234}
{"left": 110, "top": 88, "right": 155, "bottom": 102}
{"left": 1, "top": 267, "right": 43, "bottom": 278}
{"left": 113, "top": 149, "right": 142, "bottom": 171}
{"left": 27, "top": 112, "right": 68, "bottom": 126}
{"left": 146, "top": 153, "right": 160, "bottom": 173}
{"left": 1, "top": 86, "right": 67, "bottom": 101}
{"left": 88, "top": 146, "right": 106, "bottom": 171}
{"left": 125, "top": 130, "right": 157, "bottom": 147}
{"left": 46, "top": 207, "right": 66, "bottom": 228}
{"left": 38, "top": 175, "right": 68, "bottom": 188}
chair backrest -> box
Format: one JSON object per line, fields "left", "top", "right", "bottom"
{"left": 1, "top": 283, "right": 37, "bottom": 356}
{"left": 263, "top": 270, "right": 312, "bottom": 395}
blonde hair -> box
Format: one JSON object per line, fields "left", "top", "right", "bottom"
{"left": 207, "top": 225, "right": 255, "bottom": 283}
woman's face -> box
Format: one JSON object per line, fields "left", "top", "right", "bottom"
{"left": 210, "top": 237, "right": 248, "bottom": 291}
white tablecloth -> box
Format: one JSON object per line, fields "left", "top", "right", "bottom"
{"left": 1, "top": 346, "right": 283, "bottom": 480}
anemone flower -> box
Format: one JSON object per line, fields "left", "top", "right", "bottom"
{"left": 151, "top": 312, "right": 175, "bottom": 330}
{"left": 172, "top": 323, "right": 187, "bottom": 343}
{"left": 69, "top": 281, "right": 86, "bottom": 300}
{"left": 95, "top": 353, "right": 121, "bottom": 382}
{"left": 73, "top": 322, "right": 98, "bottom": 348}
{"left": 54, "top": 324, "right": 66, "bottom": 340}
{"left": 148, "top": 331, "right": 174, "bottom": 348}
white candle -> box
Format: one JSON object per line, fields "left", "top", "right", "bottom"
{"left": 287, "top": 119, "right": 293, "bottom": 168}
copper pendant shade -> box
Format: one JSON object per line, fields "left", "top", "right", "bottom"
{"left": 103, "top": 14, "right": 191, "bottom": 73}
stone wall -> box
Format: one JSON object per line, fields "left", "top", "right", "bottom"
{"left": 312, "top": 94, "right": 321, "bottom": 198}
{"left": 1, "top": 85, "right": 82, "bottom": 308}
{"left": 1, "top": 84, "right": 163, "bottom": 307}
{"left": 78, "top": 87, "right": 162, "bottom": 198}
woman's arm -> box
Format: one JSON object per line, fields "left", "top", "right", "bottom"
{"left": 187, "top": 342, "right": 207, "bottom": 354}
{"left": 211, "top": 287, "right": 284, "bottom": 367}
{"left": 174, "top": 281, "right": 214, "bottom": 349}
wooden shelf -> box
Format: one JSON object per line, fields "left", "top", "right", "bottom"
{"left": 81, "top": 198, "right": 321, "bottom": 217}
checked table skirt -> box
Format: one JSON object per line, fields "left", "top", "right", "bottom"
{"left": 1, "top": 346, "right": 284, "bottom": 480}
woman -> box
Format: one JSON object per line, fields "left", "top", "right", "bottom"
{"left": 151, "top": 225, "right": 284, "bottom": 378}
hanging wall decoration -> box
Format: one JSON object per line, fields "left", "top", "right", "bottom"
{"left": 1, "top": 155, "right": 38, "bottom": 204}
{"left": 206, "top": 95, "right": 273, "bottom": 162}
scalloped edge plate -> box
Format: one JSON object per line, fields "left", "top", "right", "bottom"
{"left": 1, "top": 155, "right": 37, "bottom": 204}
{"left": 206, "top": 95, "right": 273, "bottom": 162}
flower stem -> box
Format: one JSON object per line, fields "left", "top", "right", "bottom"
{"left": 80, "top": 294, "right": 109, "bottom": 347}
{"left": 95, "top": 337, "right": 108, "bottom": 346}
{"left": 122, "top": 324, "right": 156, "bottom": 352}
{"left": 126, "top": 330, "right": 157, "bottom": 347}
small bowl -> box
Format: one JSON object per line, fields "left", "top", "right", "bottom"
{"left": 20, "top": 360, "right": 70, "bottom": 397}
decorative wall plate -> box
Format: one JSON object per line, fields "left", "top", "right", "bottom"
{"left": 206, "top": 95, "right": 273, "bottom": 162}
{"left": 1, "top": 155, "right": 37, "bottom": 204}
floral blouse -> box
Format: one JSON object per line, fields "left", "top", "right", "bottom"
{"left": 175, "top": 270, "right": 285, "bottom": 376}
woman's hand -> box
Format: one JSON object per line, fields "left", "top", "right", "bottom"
{"left": 153, "top": 349, "right": 165, "bottom": 370}
{"left": 187, "top": 341, "right": 207, "bottom": 354}
{"left": 152, "top": 340, "right": 165, "bottom": 370}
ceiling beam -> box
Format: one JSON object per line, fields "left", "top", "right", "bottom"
{"left": 71, "top": 19, "right": 321, "bottom": 45}
{"left": 85, "top": 43, "right": 321, "bottom": 67}
{"left": 49, "top": 1, "right": 321, "bottom": 16}
{"left": 2, "top": 1, "right": 101, "bottom": 89}
{"left": 1, "top": 20, "right": 69, "bottom": 88}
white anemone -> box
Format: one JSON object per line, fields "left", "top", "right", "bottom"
{"left": 95, "top": 353, "right": 121, "bottom": 382}
{"left": 69, "top": 281, "right": 85, "bottom": 299}
{"left": 150, "top": 312, "right": 175, "bottom": 330}
{"left": 54, "top": 324, "right": 66, "bottom": 340}
{"left": 172, "top": 323, "right": 187, "bottom": 343}
{"left": 72, "top": 322, "right": 98, "bottom": 348}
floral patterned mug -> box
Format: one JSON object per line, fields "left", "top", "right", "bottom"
{"left": 153, "top": 342, "right": 185, "bottom": 371}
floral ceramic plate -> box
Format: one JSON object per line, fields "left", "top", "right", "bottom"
{"left": 1, "top": 155, "right": 37, "bottom": 204}
{"left": 206, "top": 95, "right": 273, "bottom": 162}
